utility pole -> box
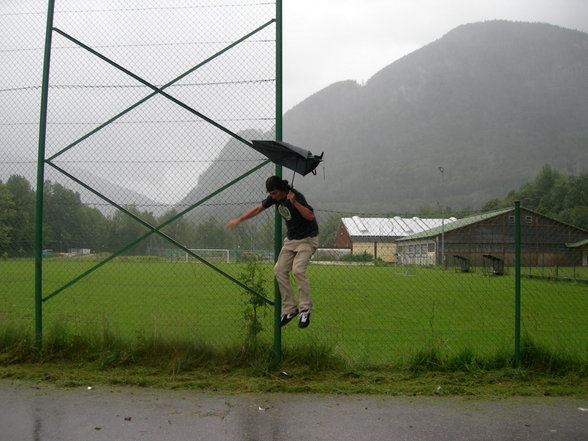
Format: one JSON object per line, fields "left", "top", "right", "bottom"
{"left": 438, "top": 166, "right": 445, "bottom": 267}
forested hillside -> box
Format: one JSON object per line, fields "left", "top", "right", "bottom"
{"left": 281, "top": 21, "right": 588, "bottom": 213}
{"left": 481, "top": 165, "right": 588, "bottom": 230}
{"left": 2, "top": 166, "right": 586, "bottom": 255}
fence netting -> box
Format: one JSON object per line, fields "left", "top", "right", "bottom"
{"left": 1, "top": 0, "right": 279, "bottom": 350}
{"left": 1, "top": 1, "right": 587, "bottom": 368}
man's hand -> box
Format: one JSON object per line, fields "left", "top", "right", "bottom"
{"left": 223, "top": 205, "right": 265, "bottom": 230}
{"left": 224, "top": 218, "right": 240, "bottom": 230}
{"left": 287, "top": 191, "right": 315, "bottom": 221}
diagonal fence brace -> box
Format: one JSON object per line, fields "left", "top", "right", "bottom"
{"left": 43, "top": 160, "right": 274, "bottom": 306}
{"left": 48, "top": 19, "right": 275, "bottom": 161}
{"left": 52, "top": 26, "right": 258, "bottom": 152}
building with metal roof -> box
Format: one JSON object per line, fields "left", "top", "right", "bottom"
{"left": 565, "top": 238, "right": 588, "bottom": 266}
{"left": 396, "top": 207, "right": 588, "bottom": 269}
{"left": 334, "top": 216, "right": 457, "bottom": 262}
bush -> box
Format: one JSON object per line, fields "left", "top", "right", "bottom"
{"left": 340, "top": 252, "right": 374, "bottom": 262}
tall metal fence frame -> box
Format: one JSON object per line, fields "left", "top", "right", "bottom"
{"left": 3, "top": 2, "right": 580, "bottom": 370}
{"left": 34, "top": 0, "right": 284, "bottom": 362}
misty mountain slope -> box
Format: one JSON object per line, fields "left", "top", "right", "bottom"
{"left": 0, "top": 152, "right": 162, "bottom": 216}
{"left": 178, "top": 129, "right": 277, "bottom": 223}
{"left": 283, "top": 20, "right": 588, "bottom": 213}
{"left": 183, "top": 21, "right": 588, "bottom": 217}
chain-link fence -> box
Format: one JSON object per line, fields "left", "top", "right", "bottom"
{"left": 305, "top": 205, "right": 588, "bottom": 366}
{"left": 1, "top": 1, "right": 587, "bottom": 368}
{"left": 1, "top": 0, "right": 280, "bottom": 354}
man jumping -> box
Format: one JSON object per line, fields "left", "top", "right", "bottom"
{"left": 224, "top": 176, "right": 319, "bottom": 328}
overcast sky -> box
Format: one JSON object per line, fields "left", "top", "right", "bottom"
{"left": 282, "top": 0, "right": 588, "bottom": 111}
{"left": 2, "top": 1, "right": 587, "bottom": 113}
{"left": 2, "top": 0, "right": 588, "bottom": 202}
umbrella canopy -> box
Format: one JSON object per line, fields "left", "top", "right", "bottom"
{"left": 251, "top": 140, "right": 323, "bottom": 176}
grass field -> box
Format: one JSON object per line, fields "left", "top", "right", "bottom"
{"left": 1, "top": 258, "right": 587, "bottom": 368}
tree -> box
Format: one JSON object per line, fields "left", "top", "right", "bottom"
{"left": 318, "top": 212, "right": 346, "bottom": 248}
{"left": 255, "top": 218, "right": 276, "bottom": 250}
{"left": 563, "top": 175, "right": 588, "bottom": 210}
{"left": 481, "top": 166, "right": 588, "bottom": 230}
{"left": 5, "top": 175, "right": 35, "bottom": 256}
{"left": 191, "top": 217, "right": 232, "bottom": 249}
{"left": 505, "top": 165, "right": 565, "bottom": 209}
{"left": 43, "top": 181, "right": 82, "bottom": 252}
{"left": 480, "top": 198, "right": 504, "bottom": 211}
{"left": 107, "top": 206, "right": 157, "bottom": 255}
{"left": 157, "top": 209, "right": 193, "bottom": 247}
{"left": 78, "top": 204, "right": 109, "bottom": 253}
{"left": 0, "top": 182, "right": 16, "bottom": 254}
{"left": 43, "top": 181, "right": 109, "bottom": 253}
{"left": 230, "top": 220, "right": 258, "bottom": 251}
{"left": 559, "top": 206, "right": 588, "bottom": 231}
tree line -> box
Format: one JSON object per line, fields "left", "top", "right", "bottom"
{"left": 316, "top": 166, "right": 588, "bottom": 247}
{"left": 480, "top": 165, "right": 588, "bottom": 230}
{"left": 1, "top": 166, "right": 586, "bottom": 257}
{"left": 0, "top": 176, "right": 274, "bottom": 258}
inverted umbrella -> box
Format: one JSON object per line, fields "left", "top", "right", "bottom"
{"left": 251, "top": 140, "right": 323, "bottom": 185}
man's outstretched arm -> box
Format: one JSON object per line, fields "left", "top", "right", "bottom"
{"left": 224, "top": 204, "right": 265, "bottom": 229}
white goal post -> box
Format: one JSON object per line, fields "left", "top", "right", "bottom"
{"left": 185, "top": 249, "right": 230, "bottom": 263}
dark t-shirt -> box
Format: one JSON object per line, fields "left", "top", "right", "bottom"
{"left": 262, "top": 189, "right": 319, "bottom": 240}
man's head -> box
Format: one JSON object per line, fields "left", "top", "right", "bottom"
{"left": 265, "top": 176, "right": 290, "bottom": 200}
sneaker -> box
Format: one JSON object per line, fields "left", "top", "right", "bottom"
{"left": 280, "top": 310, "right": 298, "bottom": 327}
{"left": 298, "top": 310, "right": 311, "bottom": 328}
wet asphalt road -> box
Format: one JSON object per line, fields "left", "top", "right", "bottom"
{"left": 1, "top": 380, "right": 587, "bottom": 441}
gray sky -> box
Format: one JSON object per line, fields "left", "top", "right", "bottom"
{"left": 2, "top": 1, "right": 587, "bottom": 113}
{"left": 1, "top": 0, "right": 587, "bottom": 202}
{"left": 282, "top": 0, "right": 588, "bottom": 110}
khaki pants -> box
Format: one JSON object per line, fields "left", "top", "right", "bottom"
{"left": 274, "top": 236, "right": 318, "bottom": 315}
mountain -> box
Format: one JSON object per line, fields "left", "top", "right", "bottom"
{"left": 178, "top": 129, "right": 273, "bottom": 224}
{"left": 184, "top": 20, "right": 588, "bottom": 216}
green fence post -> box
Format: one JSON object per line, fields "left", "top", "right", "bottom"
{"left": 273, "top": 0, "right": 283, "bottom": 367}
{"left": 514, "top": 200, "right": 521, "bottom": 367}
{"left": 34, "top": 0, "right": 57, "bottom": 353}
{"left": 273, "top": 172, "right": 283, "bottom": 367}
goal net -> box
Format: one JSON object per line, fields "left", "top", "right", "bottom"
{"left": 185, "top": 249, "right": 230, "bottom": 264}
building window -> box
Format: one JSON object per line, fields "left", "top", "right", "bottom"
{"left": 508, "top": 215, "right": 533, "bottom": 224}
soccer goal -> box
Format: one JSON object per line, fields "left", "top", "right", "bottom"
{"left": 185, "top": 249, "right": 230, "bottom": 264}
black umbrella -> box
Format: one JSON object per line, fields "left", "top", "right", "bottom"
{"left": 251, "top": 140, "right": 323, "bottom": 185}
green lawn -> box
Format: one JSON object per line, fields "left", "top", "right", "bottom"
{"left": 1, "top": 258, "right": 587, "bottom": 366}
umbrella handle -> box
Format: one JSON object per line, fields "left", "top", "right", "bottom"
{"left": 291, "top": 157, "right": 298, "bottom": 188}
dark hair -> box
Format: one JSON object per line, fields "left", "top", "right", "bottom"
{"left": 265, "top": 176, "right": 290, "bottom": 192}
